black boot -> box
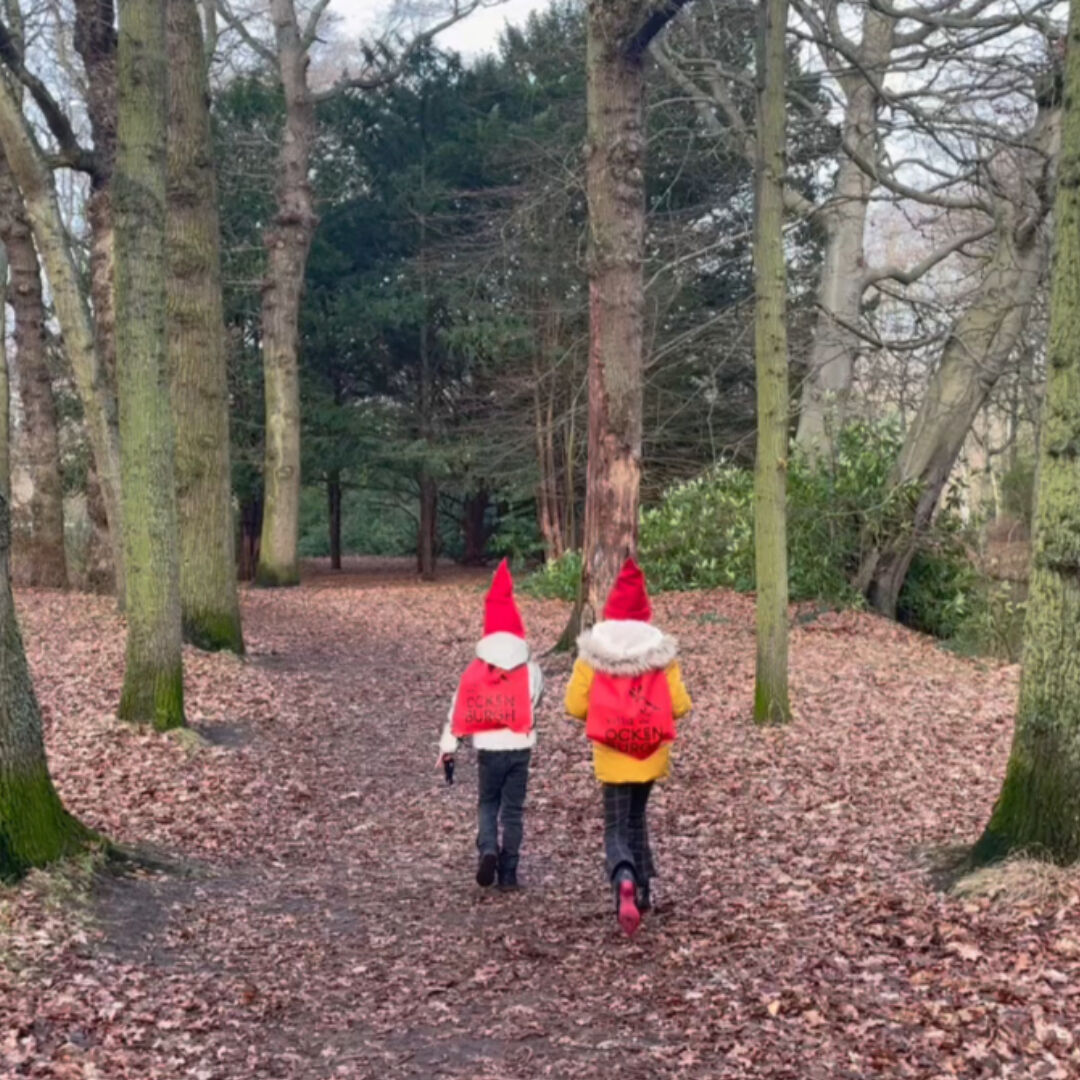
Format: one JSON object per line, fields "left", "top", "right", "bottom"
{"left": 476, "top": 852, "right": 498, "bottom": 887}
{"left": 497, "top": 851, "right": 520, "bottom": 891}
{"left": 638, "top": 880, "right": 652, "bottom": 912}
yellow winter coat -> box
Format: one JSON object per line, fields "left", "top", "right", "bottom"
{"left": 565, "top": 620, "right": 692, "bottom": 784}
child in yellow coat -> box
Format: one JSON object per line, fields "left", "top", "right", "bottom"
{"left": 565, "top": 558, "right": 691, "bottom": 935}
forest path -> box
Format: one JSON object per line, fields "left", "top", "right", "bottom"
{"left": 6, "top": 560, "right": 1080, "bottom": 1079}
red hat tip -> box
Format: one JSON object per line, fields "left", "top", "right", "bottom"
{"left": 602, "top": 557, "right": 652, "bottom": 623}
{"left": 483, "top": 559, "right": 526, "bottom": 638}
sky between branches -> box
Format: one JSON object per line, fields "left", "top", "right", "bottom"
{"left": 335, "top": 0, "right": 545, "bottom": 58}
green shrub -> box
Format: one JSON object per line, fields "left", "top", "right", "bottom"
{"left": 1000, "top": 455, "right": 1037, "bottom": 529}
{"left": 639, "top": 419, "right": 916, "bottom": 606}
{"left": 524, "top": 419, "right": 989, "bottom": 646}
{"left": 947, "top": 580, "right": 1028, "bottom": 661}
{"left": 896, "top": 528, "right": 979, "bottom": 640}
{"left": 518, "top": 550, "right": 582, "bottom": 600}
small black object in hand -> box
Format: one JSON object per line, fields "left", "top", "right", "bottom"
{"left": 443, "top": 757, "right": 455, "bottom": 785}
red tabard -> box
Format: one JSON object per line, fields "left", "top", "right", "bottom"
{"left": 585, "top": 669, "right": 675, "bottom": 761}
{"left": 451, "top": 660, "right": 533, "bottom": 737}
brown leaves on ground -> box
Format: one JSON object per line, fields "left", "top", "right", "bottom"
{"left": 2, "top": 558, "right": 1079, "bottom": 1079}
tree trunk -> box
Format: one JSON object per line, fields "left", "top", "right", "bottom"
{"left": 328, "top": 473, "right": 342, "bottom": 570}
{"left": 74, "top": 0, "right": 119, "bottom": 398}
{"left": 418, "top": 474, "right": 437, "bottom": 581}
{"left": 114, "top": 0, "right": 184, "bottom": 730}
{"left": 165, "top": 0, "right": 243, "bottom": 653}
{"left": 858, "top": 105, "right": 1059, "bottom": 617}
{"left": 0, "top": 246, "right": 7, "bottom": 503}
{"left": 0, "top": 492, "right": 88, "bottom": 881}
{"left": 238, "top": 496, "right": 261, "bottom": 582}
{"left": 972, "top": 4, "right": 1080, "bottom": 865}
{"left": 792, "top": 10, "right": 893, "bottom": 457}
{"left": 255, "top": 0, "right": 316, "bottom": 588}
{"left": 752, "top": 0, "right": 792, "bottom": 725}
{"left": 0, "top": 76, "right": 124, "bottom": 600}
{"left": 0, "top": 162, "right": 67, "bottom": 589}
{"left": 579, "top": 0, "right": 648, "bottom": 624}
{"left": 462, "top": 487, "right": 489, "bottom": 565}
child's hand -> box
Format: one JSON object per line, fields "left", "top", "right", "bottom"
{"left": 436, "top": 752, "right": 454, "bottom": 770}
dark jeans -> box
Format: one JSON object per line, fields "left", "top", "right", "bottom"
{"left": 603, "top": 781, "right": 656, "bottom": 885}
{"left": 476, "top": 749, "right": 531, "bottom": 875}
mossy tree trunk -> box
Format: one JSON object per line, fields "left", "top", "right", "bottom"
{"left": 114, "top": 0, "right": 184, "bottom": 730}
{"left": 0, "top": 492, "right": 88, "bottom": 881}
{"left": 166, "top": 0, "right": 243, "bottom": 653}
{"left": 255, "top": 0, "right": 316, "bottom": 589}
{"left": 0, "top": 74, "right": 124, "bottom": 600}
{"left": 972, "top": 4, "right": 1080, "bottom": 866}
{"left": 0, "top": 158, "right": 67, "bottom": 589}
{"left": 751, "top": 0, "right": 791, "bottom": 725}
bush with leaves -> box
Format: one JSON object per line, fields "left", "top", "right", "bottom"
{"left": 524, "top": 420, "right": 986, "bottom": 641}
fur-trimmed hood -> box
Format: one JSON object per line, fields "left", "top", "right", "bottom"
{"left": 476, "top": 631, "right": 530, "bottom": 670}
{"left": 576, "top": 619, "right": 677, "bottom": 676}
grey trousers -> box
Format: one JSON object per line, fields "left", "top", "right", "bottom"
{"left": 603, "top": 781, "right": 656, "bottom": 884}
{"left": 476, "top": 749, "right": 531, "bottom": 873}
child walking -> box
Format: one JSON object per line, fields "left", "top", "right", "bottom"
{"left": 565, "top": 558, "right": 691, "bottom": 935}
{"left": 438, "top": 559, "right": 543, "bottom": 890}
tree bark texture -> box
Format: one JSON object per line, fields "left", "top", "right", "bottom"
{"left": 74, "top": 0, "right": 119, "bottom": 399}
{"left": 972, "top": 6, "right": 1080, "bottom": 865}
{"left": 0, "top": 245, "right": 7, "bottom": 504}
{"left": 0, "top": 492, "right": 87, "bottom": 881}
{"left": 166, "top": 0, "right": 243, "bottom": 653}
{"left": 256, "top": 0, "right": 316, "bottom": 588}
{"left": 580, "top": 0, "right": 648, "bottom": 625}
{"left": 859, "top": 103, "right": 1060, "bottom": 617}
{"left": 752, "top": 0, "right": 792, "bottom": 725}
{"left": 114, "top": 0, "right": 184, "bottom": 730}
{"left": 0, "top": 76, "right": 124, "bottom": 598}
{"left": 0, "top": 161, "right": 67, "bottom": 588}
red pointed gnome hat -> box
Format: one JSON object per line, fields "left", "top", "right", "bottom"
{"left": 603, "top": 557, "right": 652, "bottom": 622}
{"left": 483, "top": 558, "right": 526, "bottom": 638}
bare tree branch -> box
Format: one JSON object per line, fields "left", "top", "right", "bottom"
{"left": 626, "top": 0, "right": 695, "bottom": 58}
{"left": 862, "top": 224, "right": 994, "bottom": 288}
{"left": 215, "top": 0, "right": 275, "bottom": 64}
{"left": 0, "top": 18, "right": 97, "bottom": 176}
{"left": 300, "top": 0, "right": 332, "bottom": 50}
{"left": 313, "top": 0, "right": 502, "bottom": 101}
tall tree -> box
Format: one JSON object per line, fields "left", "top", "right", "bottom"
{"left": 579, "top": 0, "right": 691, "bottom": 624}
{"left": 752, "top": 0, "right": 791, "bottom": 723}
{"left": 0, "top": 244, "right": 7, "bottom": 504}
{"left": 0, "top": 160, "right": 67, "bottom": 589}
{"left": 166, "top": 0, "right": 243, "bottom": 652}
{"left": 0, "top": 491, "right": 87, "bottom": 880}
{"left": 114, "top": 0, "right": 184, "bottom": 729}
{"left": 856, "top": 87, "right": 1060, "bottom": 616}
{"left": 215, "top": 0, "right": 508, "bottom": 586}
{"left": 971, "top": 10, "right": 1080, "bottom": 866}
{"left": 0, "top": 74, "right": 124, "bottom": 597}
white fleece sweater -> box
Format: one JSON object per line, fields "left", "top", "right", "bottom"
{"left": 440, "top": 632, "right": 543, "bottom": 754}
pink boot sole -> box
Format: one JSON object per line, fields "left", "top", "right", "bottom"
{"left": 617, "top": 879, "right": 640, "bottom": 936}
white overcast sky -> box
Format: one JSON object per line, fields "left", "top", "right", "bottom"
{"left": 333, "top": 0, "right": 546, "bottom": 58}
